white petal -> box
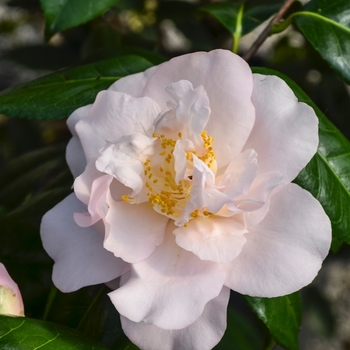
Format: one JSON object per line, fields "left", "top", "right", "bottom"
{"left": 76, "top": 91, "right": 160, "bottom": 163}
{"left": 174, "top": 216, "right": 247, "bottom": 263}
{"left": 96, "top": 134, "right": 155, "bottom": 196}
{"left": 244, "top": 74, "right": 318, "bottom": 184}
{"left": 173, "top": 139, "right": 195, "bottom": 183}
{"left": 66, "top": 105, "right": 91, "bottom": 178}
{"left": 143, "top": 50, "right": 255, "bottom": 167}
{"left": 40, "top": 194, "right": 128, "bottom": 292}
{"left": 109, "top": 222, "right": 225, "bottom": 329}
{"left": 155, "top": 80, "right": 210, "bottom": 147}
{"left": 108, "top": 65, "right": 160, "bottom": 97}
{"left": 225, "top": 184, "right": 331, "bottom": 297}
{"left": 120, "top": 286, "right": 230, "bottom": 350}
{"left": 104, "top": 201, "right": 168, "bottom": 263}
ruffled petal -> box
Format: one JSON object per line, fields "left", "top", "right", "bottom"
{"left": 143, "top": 50, "right": 255, "bottom": 167}
{"left": 109, "top": 222, "right": 225, "bottom": 329}
{"left": 104, "top": 200, "right": 168, "bottom": 263}
{"left": 0, "top": 263, "right": 24, "bottom": 316}
{"left": 120, "top": 286, "right": 230, "bottom": 350}
{"left": 174, "top": 216, "right": 247, "bottom": 263}
{"left": 40, "top": 194, "right": 128, "bottom": 292}
{"left": 75, "top": 91, "right": 161, "bottom": 163}
{"left": 96, "top": 134, "right": 155, "bottom": 197}
{"left": 225, "top": 184, "right": 331, "bottom": 297}
{"left": 244, "top": 74, "right": 318, "bottom": 184}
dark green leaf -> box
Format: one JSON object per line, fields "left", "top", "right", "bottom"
{"left": 0, "top": 315, "right": 107, "bottom": 349}
{"left": 40, "top": 0, "right": 120, "bottom": 39}
{"left": 200, "top": 3, "right": 280, "bottom": 36}
{"left": 252, "top": 67, "right": 350, "bottom": 245}
{"left": 305, "top": 0, "right": 350, "bottom": 27}
{"left": 0, "top": 55, "right": 154, "bottom": 120}
{"left": 245, "top": 293, "right": 302, "bottom": 350}
{"left": 214, "top": 307, "right": 265, "bottom": 350}
{"left": 293, "top": 12, "right": 350, "bottom": 84}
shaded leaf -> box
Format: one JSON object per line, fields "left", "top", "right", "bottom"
{"left": 40, "top": 0, "right": 120, "bottom": 39}
{"left": 253, "top": 67, "right": 350, "bottom": 245}
{"left": 0, "top": 55, "right": 154, "bottom": 120}
{"left": 245, "top": 293, "right": 302, "bottom": 350}
{"left": 0, "top": 315, "right": 107, "bottom": 349}
{"left": 200, "top": 3, "right": 280, "bottom": 36}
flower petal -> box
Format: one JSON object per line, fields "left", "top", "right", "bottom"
{"left": 66, "top": 105, "right": 91, "bottom": 178}
{"left": 244, "top": 74, "right": 318, "bottom": 184}
{"left": 104, "top": 200, "right": 168, "bottom": 263}
{"left": 109, "top": 222, "right": 225, "bottom": 329}
{"left": 75, "top": 91, "right": 161, "bottom": 163}
{"left": 143, "top": 50, "right": 255, "bottom": 167}
{"left": 0, "top": 263, "right": 24, "bottom": 316}
{"left": 174, "top": 216, "right": 247, "bottom": 263}
{"left": 40, "top": 193, "right": 128, "bottom": 292}
{"left": 108, "top": 65, "right": 160, "bottom": 97}
{"left": 225, "top": 183, "right": 331, "bottom": 297}
{"left": 120, "top": 286, "right": 230, "bottom": 350}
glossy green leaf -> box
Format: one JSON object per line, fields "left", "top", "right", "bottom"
{"left": 0, "top": 55, "right": 153, "bottom": 120}
{"left": 200, "top": 3, "right": 280, "bottom": 36}
{"left": 0, "top": 315, "right": 107, "bottom": 349}
{"left": 245, "top": 293, "right": 302, "bottom": 350}
{"left": 293, "top": 12, "right": 350, "bottom": 84}
{"left": 253, "top": 67, "right": 350, "bottom": 245}
{"left": 40, "top": 0, "right": 120, "bottom": 39}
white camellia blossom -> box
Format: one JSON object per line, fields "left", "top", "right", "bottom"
{"left": 41, "top": 50, "right": 331, "bottom": 350}
{"left": 0, "top": 263, "right": 24, "bottom": 316}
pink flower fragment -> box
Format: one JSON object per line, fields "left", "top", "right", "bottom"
{"left": 41, "top": 49, "right": 331, "bottom": 350}
{"left": 0, "top": 263, "right": 24, "bottom": 316}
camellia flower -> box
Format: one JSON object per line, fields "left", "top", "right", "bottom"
{"left": 0, "top": 263, "right": 24, "bottom": 316}
{"left": 41, "top": 50, "right": 331, "bottom": 349}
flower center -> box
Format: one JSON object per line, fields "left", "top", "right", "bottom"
{"left": 122, "top": 130, "right": 216, "bottom": 224}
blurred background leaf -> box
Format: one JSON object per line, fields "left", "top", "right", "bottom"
{"left": 40, "top": 0, "right": 120, "bottom": 39}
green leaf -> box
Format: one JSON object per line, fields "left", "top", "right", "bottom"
{"left": 200, "top": 3, "right": 280, "bottom": 36}
{"left": 252, "top": 67, "right": 350, "bottom": 245}
{"left": 293, "top": 11, "right": 350, "bottom": 84}
{"left": 0, "top": 315, "right": 107, "bottom": 349}
{"left": 214, "top": 307, "right": 265, "bottom": 350}
{"left": 245, "top": 293, "right": 302, "bottom": 350}
{"left": 0, "top": 55, "right": 154, "bottom": 120}
{"left": 40, "top": 0, "right": 120, "bottom": 39}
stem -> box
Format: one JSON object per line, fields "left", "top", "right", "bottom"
{"left": 42, "top": 285, "right": 57, "bottom": 321}
{"left": 243, "top": 0, "right": 295, "bottom": 61}
{"left": 232, "top": 4, "right": 244, "bottom": 54}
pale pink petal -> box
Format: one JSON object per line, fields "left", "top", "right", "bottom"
{"left": 96, "top": 134, "right": 155, "bottom": 196}
{"left": 66, "top": 105, "right": 91, "bottom": 178}
{"left": 244, "top": 74, "right": 318, "bottom": 184}
{"left": 109, "top": 222, "right": 225, "bottom": 329}
{"left": 120, "top": 286, "right": 230, "bottom": 350}
{"left": 104, "top": 200, "right": 168, "bottom": 263}
{"left": 74, "top": 174, "right": 113, "bottom": 227}
{"left": 154, "top": 80, "right": 210, "bottom": 147}
{"left": 76, "top": 91, "right": 161, "bottom": 162}
{"left": 143, "top": 50, "right": 255, "bottom": 167}
{"left": 173, "top": 139, "right": 195, "bottom": 183}
{"left": 74, "top": 162, "right": 103, "bottom": 205}
{"left": 40, "top": 194, "right": 128, "bottom": 292}
{"left": 0, "top": 264, "right": 24, "bottom": 316}
{"left": 174, "top": 216, "right": 247, "bottom": 263}
{"left": 225, "top": 184, "right": 331, "bottom": 297}
{"left": 108, "top": 65, "right": 160, "bottom": 97}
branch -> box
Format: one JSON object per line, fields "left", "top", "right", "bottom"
{"left": 243, "top": 0, "right": 295, "bottom": 61}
